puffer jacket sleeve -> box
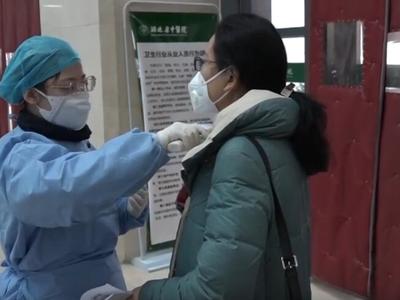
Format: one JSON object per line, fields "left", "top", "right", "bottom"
{"left": 1, "top": 130, "right": 168, "bottom": 228}
{"left": 139, "top": 136, "right": 273, "bottom": 300}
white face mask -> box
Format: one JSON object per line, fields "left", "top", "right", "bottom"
{"left": 34, "top": 89, "right": 91, "bottom": 130}
{"left": 188, "top": 69, "right": 229, "bottom": 114}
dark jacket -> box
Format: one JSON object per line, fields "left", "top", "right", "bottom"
{"left": 140, "top": 90, "right": 311, "bottom": 300}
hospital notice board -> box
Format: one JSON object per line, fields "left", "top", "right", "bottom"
{"left": 129, "top": 12, "right": 218, "bottom": 248}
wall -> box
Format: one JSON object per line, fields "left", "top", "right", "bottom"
{"left": 40, "top": 0, "right": 105, "bottom": 148}
{"left": 251, "top": 0, "right": 270, "bottom": 18}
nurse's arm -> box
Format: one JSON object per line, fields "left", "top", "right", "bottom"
{"left": 1, "top": 130, "right": 168, "bottom": 228}
{"left": 117, "top": 197, "right": 148, "bottom": 235}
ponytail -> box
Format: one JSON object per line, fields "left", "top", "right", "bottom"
{"left": 289, "top": 92, "right": 330, "bottom": 176}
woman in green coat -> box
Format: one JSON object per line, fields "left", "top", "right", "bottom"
{"left": 132, "top": 13, "right": 329, "bottom": 300}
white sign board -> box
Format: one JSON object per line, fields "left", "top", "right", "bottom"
{"left": 129, "top": 11, "right": 218, "bottom": 246}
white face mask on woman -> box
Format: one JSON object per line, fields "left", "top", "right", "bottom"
{"left": 34, "top": 89, "right": 91, "bottom": 130}
{"left": 188, "top": 69, "right": 230, "bottom": 114}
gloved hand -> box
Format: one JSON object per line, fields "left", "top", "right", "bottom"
{"left": 127, "top": 189, "right": 148, "bottom": 218}
{"left": 156, "top": 122, "right": 211, "bottom": 152}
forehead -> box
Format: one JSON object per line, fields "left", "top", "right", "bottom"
{"left": 58, "top": 63, "right": 84, "bottom": 80}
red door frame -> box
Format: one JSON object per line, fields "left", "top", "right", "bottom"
{"left": 0, "top": 0, "right": 41, "bottom": 137}
{"left": 373, "top": 0, "right": 400, "bottom": 299}
{"left": 308, "top": 0, "right": 388, "bottom": 297}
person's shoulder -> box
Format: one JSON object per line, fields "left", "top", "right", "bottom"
{"left": 217, "top": 135, "right": 263, "bottom": 158}
{"left": 0, "top": 128, "right": 67, "bottom": 162}
{"left": 215, "top": 136, "right": 297, "bottom": 174}
{"left": 214, "top": 136, "right": 265, "bottom": 173}
{"left": 1, "top": 127, "right": 53, "bottom": 147}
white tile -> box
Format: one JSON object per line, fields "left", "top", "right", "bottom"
{"left": 311, "top": 281, "right": 365, "bottom": 300}
{"left": 40, "top": 24, "right": 102, "bottom": 70}
{"left": 122, "top": 264, "right": 168, "bottom": 290}
{"left": 40, "top": 0, "right": 99, "bottom": 28}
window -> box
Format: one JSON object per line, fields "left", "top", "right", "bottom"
{"left": 325, "top": 21, "right": 364, "bottom": 86}
{"left": 272, "top": 0, "right": 306, "bottom": 91}
{"left": 271, "top": 0, "right": 305, "bottom": 28}
{"left": 224, "top": 0, "right": 307, "bottom": 91}
{"left": 386, "top": 31, "right": 400, "bottom": 91}
{"left": 283, "top": 37, "right": 305, "bottom": 63}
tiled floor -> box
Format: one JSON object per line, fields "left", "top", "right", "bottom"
{"left": 0, "top": 263, "right": 364, "bottom": 299}
{"left": 122, "top": 264, "right": 169, "bottom": 290}
{"left": 122, "top": 264, "right": 364, "bottom": 300}
{"left": 310, "top": 280, "right": 365, "bottom": 300}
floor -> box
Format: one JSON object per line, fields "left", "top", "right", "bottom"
{"left": 121, "top": 264, "right": 365, "bottom": 300}
{"left": 0, "top": 262, "right": 364, "bottom": 299}
{"left": 0, "top": 264, "right": 362, "bottom": 300}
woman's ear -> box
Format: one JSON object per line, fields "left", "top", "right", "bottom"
{"left": 23, "top": 89, "right": 42, "bottom": 105}
{"left": 223, "top": 68, "right": 242, "bottom": 93}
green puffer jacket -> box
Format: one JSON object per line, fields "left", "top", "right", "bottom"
{"left": 140, "top": 90, "right": 312, "bottom": 300}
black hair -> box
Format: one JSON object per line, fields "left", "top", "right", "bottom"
{"left": 214, "top": 13, "right": 287, "bottom": 94}
{"left": 214, "top": 14, "right": 330, "bottom": 176}
{"left": 290, "top": 92, "right": 330, "bottom": 176}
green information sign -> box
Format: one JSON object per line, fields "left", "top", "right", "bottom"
{"left": 130, "top": 12, "right": 218, "bottom": 43}
{"left": 287, "top": 63, "right": 305, "bottom": 83}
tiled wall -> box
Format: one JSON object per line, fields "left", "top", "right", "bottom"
{"left": 40, "top": 0, "right": 105, "bottom": 148}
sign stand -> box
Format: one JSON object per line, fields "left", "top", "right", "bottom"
{"left": 122, "top": 0, "right": 219, "bottom": 272}
{"left": 132, "top": 248, "right": 173, "bottom": 272}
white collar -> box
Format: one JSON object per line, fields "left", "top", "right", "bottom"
{"left": 183, "top": 89, "right": 283, "bottom": 162}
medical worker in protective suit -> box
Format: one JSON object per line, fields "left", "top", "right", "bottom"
{"left": 0, "top": 36, "right": 209, "bottom": 300}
